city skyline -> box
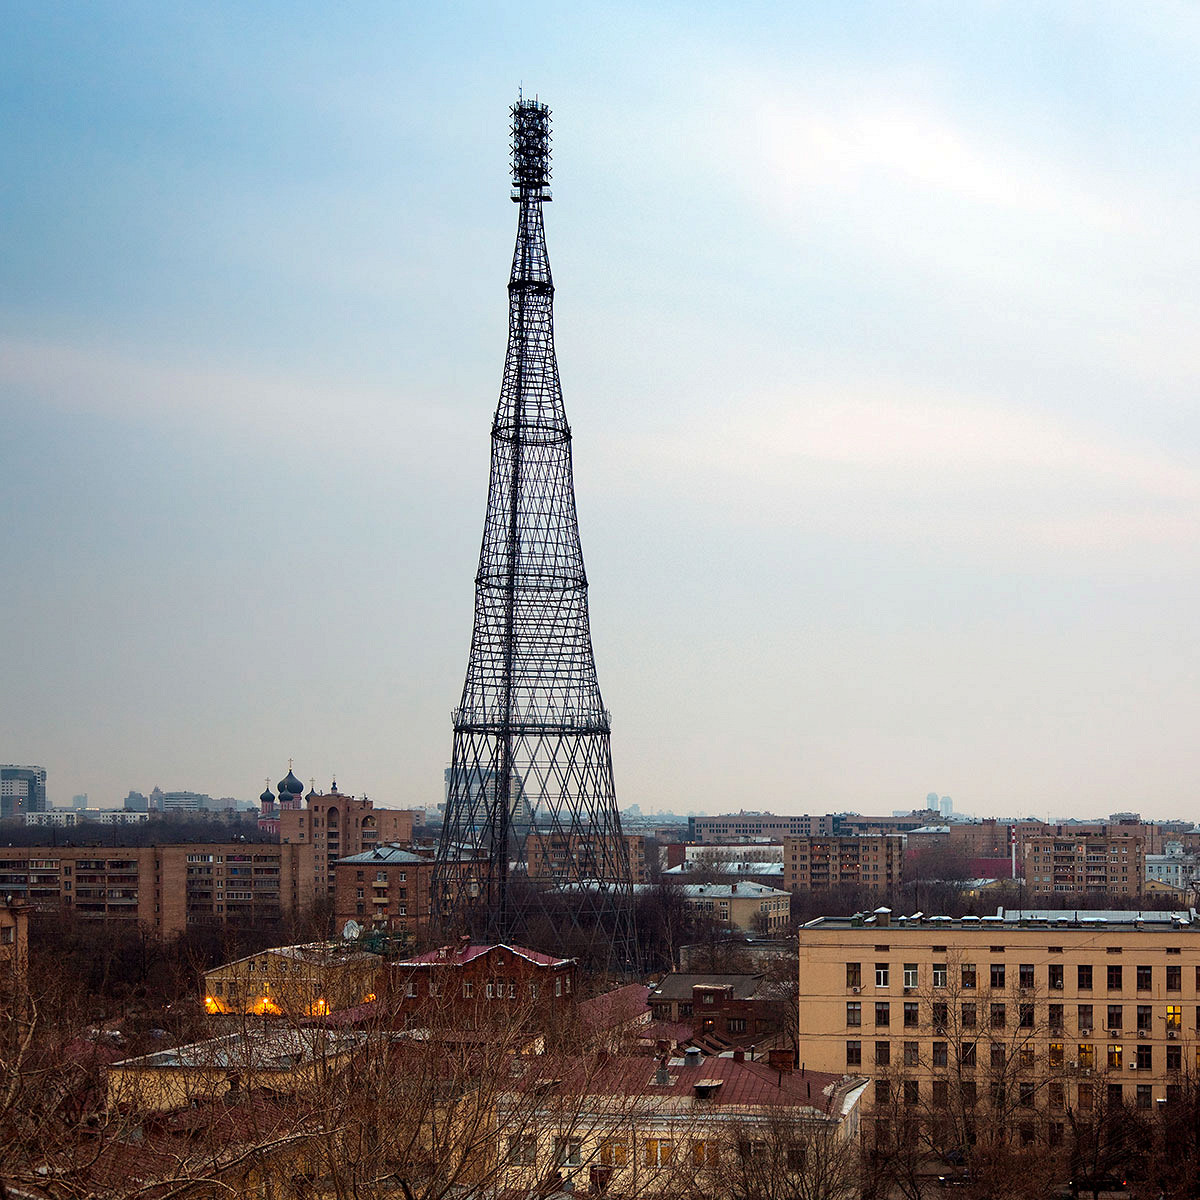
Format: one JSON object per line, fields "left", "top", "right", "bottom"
{"left": 3, "top": 5, "right": 1199, "bottom": 817}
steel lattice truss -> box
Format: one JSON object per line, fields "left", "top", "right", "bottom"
{"left": 434, "top": 99, "right": 636, "bottom": 973}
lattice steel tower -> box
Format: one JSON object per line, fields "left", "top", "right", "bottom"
{"left": 434, "top": 98, "right": 635, "bottom": 972}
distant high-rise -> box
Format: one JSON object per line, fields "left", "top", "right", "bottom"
{"left": 0, "top": 766, "right": 47, "bottom": 818}
{"left": 435, "top": 98, "right": 635, "bottom": 971}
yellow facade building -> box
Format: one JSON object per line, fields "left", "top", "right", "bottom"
{"left": 796, "top": 907, "right": 1200, "bottom": 1151}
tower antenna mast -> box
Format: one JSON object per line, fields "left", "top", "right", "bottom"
{"left": 435, "top": 98, "right": 635, "bottom": 973}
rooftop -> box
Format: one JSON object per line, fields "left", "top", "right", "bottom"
{"left": 803, "top": 906, "right": 1200, "bottom": 931}
{"left": 112, "top": 1027, "right": 367, "bottom": 1072}
{"left": 337, "top": 844, "right": 432, "bottom": 865}
{"left": 397, "top": 942, "right": 573, "bottom": 969}
{"left": 649, "top": 973, "right": 765, "bottom": 1002}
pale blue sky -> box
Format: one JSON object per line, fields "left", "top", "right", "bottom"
{"left": 3, "top": 3, "right": 1198, "bottom": 819}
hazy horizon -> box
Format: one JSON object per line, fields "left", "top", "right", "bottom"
{"left": 3, "top": 4, "right": 1199, "bottom": 820}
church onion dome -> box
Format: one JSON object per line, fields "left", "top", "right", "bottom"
{"left": 259, "top": 787, "right": 274, "bottom": 804}
{"left": 278, "top": 770, "right": 304, "bottom": 796}
{"left": 306, "top": 787, "right": 317, "bottom": 800}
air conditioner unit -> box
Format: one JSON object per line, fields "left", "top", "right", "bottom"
{"left": 1168, "top": 1030, "right": 1179, "bottom": 1039}
{"left": 1068, "top": 1060, "right": 1078, "bottom": 1069}
{"left": 1128, "top": 1063, "right": 1138, "bottom": 1071}
{"left": 1108, "top": 1030, "right": 1119, "bottom": 1038}
{"left": 1137, "top": 1030, "right": 1148, "bottom": 1038}
{"left": 1050, "top": 981, "right": 1064, "bottom": 989}
{"left": 1080, "top": 1029, "right": 1092, "bottom": 1037}
{"left": 852, "top": 987, "right": 861, "bottom": 995}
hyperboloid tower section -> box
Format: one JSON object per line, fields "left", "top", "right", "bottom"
{"left": 434, "top": 98, "right": 635, "bottom": 973}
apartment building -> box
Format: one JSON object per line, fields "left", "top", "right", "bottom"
{"left": 689, "top": 813, "right": 836, "bottom": 843}
{"left": 203, "top": 942, "right": 381, "bottom": 1017}
{"left": 0, "top": 844, "right": 316, "bottom": 936}
{"left": 796, "top": 907, "right": 1200, "bottom": 1146}
{"left": 279, "top": 788, "right": 417, "bottom": 896}
{"left": 1023, "top": 832, "right": 1145, "bottom": 898}
{"left": 782, "top": 836, "right": 905, "bottom": 893}
{"left": 332, "top": 844, "right": 436, "bottom": 938}
{"left": 524, "top": 832, "right": 651, "bottom": 885}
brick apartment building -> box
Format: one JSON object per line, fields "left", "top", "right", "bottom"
{"left": 391, "top": 942, "right": 577, "bottom": 1025}
{"left": 279, "top": 786, "right": 417, "bottom": 896}
{"left": 796, "top": 907, "right": 1200, "bottom": 1141}
{"left": 783, "top": 835, "right": 906, "bottom": 893}
{"left": 1023, "top": 832, "right": 1145, "bottom": 898}
{"left": 647, "top": 972, "right": 789, "bottom": 1051}
{"left": 333, "top": 845, "right": 436, "bottom": 938}
{"left": 0, "top": 844, "right": 316, "bottom": 936}
{"left": 524, "top": 832, "right": 651, "bottom": 885}
{"left": 690, "top": 811, "right": 937, "bottom": 845}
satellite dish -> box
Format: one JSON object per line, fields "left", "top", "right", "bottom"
{"left": 342, "top": 920, "right": 362, "bottom": 940}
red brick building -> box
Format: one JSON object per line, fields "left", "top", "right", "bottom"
{"left": 391, "top": 943, "right": 576, "bottom": 1025}
{"left": 332, "top": 845, "right": 436, "bottom": 938}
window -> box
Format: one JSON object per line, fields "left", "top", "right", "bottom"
{"left": 1168, "top": 1044, "right": 1182, "bottom": 1072}
{"left": 961, "top": 1041, "right": 976, "bottom": 1067}
{"left": 1137, "top": 1044, "right": 1152, "bottom": 1070}
{"left": 904, "top": 1002, "right": 919, "bottom": 1028}
{"left": 932, "top": 1079, "right": 948, "bottom": 1107}
{"left": 1107, "top": 1005, "right": 1123, "bottom": 1030}
{"left": 555, "top": 978, "right": 562, "bottom": 997}
{"left": 462, "top": 981, "right": 473, "bottom": 999}
{"left": 553, "top": 1137, "right": 582, "bottom": 1166}
{"left": 1078, "top": 965, "right": 1093, "bottom": 990}
{"left": 875, "top": 1041, "right": 890, "bottom": 1066}
{"left": 876, "top": 963, "right": 890, "bottom": 987}
{"left": 1049, "top": 1003, "right": 1063, "bottom": 1030}
{"left": 962, "top": 1002, "right": 976, "bottom": 1028}
{"left": 875, "top": 1002, "right": 890, "bottom": 1027}
{"left": 1049, "top": 1041, "right": 1064, "bottom": 1068}
{"left": 727, "top": 1017, "right": 747, "bottom": 1034}
{"left": 1168, "top": 964, "right": 1182, "bottom": 992}
{"left": 904, "top": 1080, "right": 919, "bottom": 1105}
{"left": 876, "top": 1080, "right": 890, "bottom": 1104}
{"left": 962, "top": 963, "right": 977, "bottom": 989}
{"left": 1137, "top": 1084, "right": 1152, "bottom": 1110}
{"left": 1107, "top": 1044, "right": 1122, "bottom": 1070}
{"left": 933, "top": 963, "right": 947, "bottom": 988}
{"left": 508, "top": 1134, "right": 537, "bottom": 1164}
{"left": 904, "top": 963, "right": 919, "bottom": 988}
{"left": 846, "top": 1002, "right": 861, "bottom": 1027}
{"left": 485, "top": 982, "right": 494, "bottom": 1000}
{"left": 644, "top": 1139, "right": 673, "bottom": 1168}
{"left": 1137, "top": 1005, "right": 1152, "bottom": 1032}
{"left": 991, "top": 1003, "right": 1006, "bottom": 1029}
{"left": 1138, "top": 965, "right": 1152, "bottom": 991}
{"left": 1078, "top": 1043, "right": 1095, "bottom": 1070}
{"left": 961, "top": 1080, "right": 977, "bottom": 1106}
{"left": 1049, "top": 964, "right": 1064, "bottom": 990}
{"left": 1108, "top": 1083, "right": 1125, "bottom": 1108}
{"left": 1019, "top": 1082, "right": 1035, "bottom": 1108}
{"left": 1019, "top": 964, "right": 1035, "bottom": 989}
{"left": 1078, "top": 1004, "right": 1093, "bottom": 1032}
{"left": 991, "top": 1043, "right": 1006, "bottom": 1069}
{"left": 600, "top": 1139, "right": 628, "bottom": 1167}
{"left": 933, "top": 1041, "right": 948, "bottom": 1067}
{"left": 1019, "top": 1003, "right": 1034, "bottom": 1029}
{"left": 989, "top": 1081, "right": 1005, "bottom": 1108}
{"left": 846, "top": 962, "right": 861, "bottom": 988}
{"left": 1107, "top": 965, "right": 1123, "bottom": 991}
{"left": 932, "top": 1001, "right": 948, "bottom": 1030}
{"left": 990, "top": 964, "right": 1006, "bottom": 989}
{"left": 1049, "top": 1081, "right": 1065, "bottom": 1110}
{"left": 846, "top": 1040, "right": 862, "bottom": 1066}
{"left": 1167, "top": 1005, "right": 1182, "bottom": 1031}
{"left": 904, "top": 1041, "right": 919, "bottom": 1066}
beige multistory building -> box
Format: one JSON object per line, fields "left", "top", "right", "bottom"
{"left": 796, "top": 907, "right": 1200, "bottom": 1146}
{"left": 1022, "top": 832, "right": 1145, "bottom": 898}
{"left": 783, "top": 836, "right": 905, "bottom": 893}
{"left": 0, "top": 844, "right": 316, "bottom": 936}
{"left": 524, "top": 832, "right": 651, "bottom": 885}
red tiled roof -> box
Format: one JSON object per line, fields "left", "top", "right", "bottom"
{"left": 579, "top": 984, "right": 651, "bottom": 1034}
{"left": 397, "top": 942, "right": 572, "bottom": 968}
{"left": 512, "top": 1051, "right": 857, "bottom": 1116}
